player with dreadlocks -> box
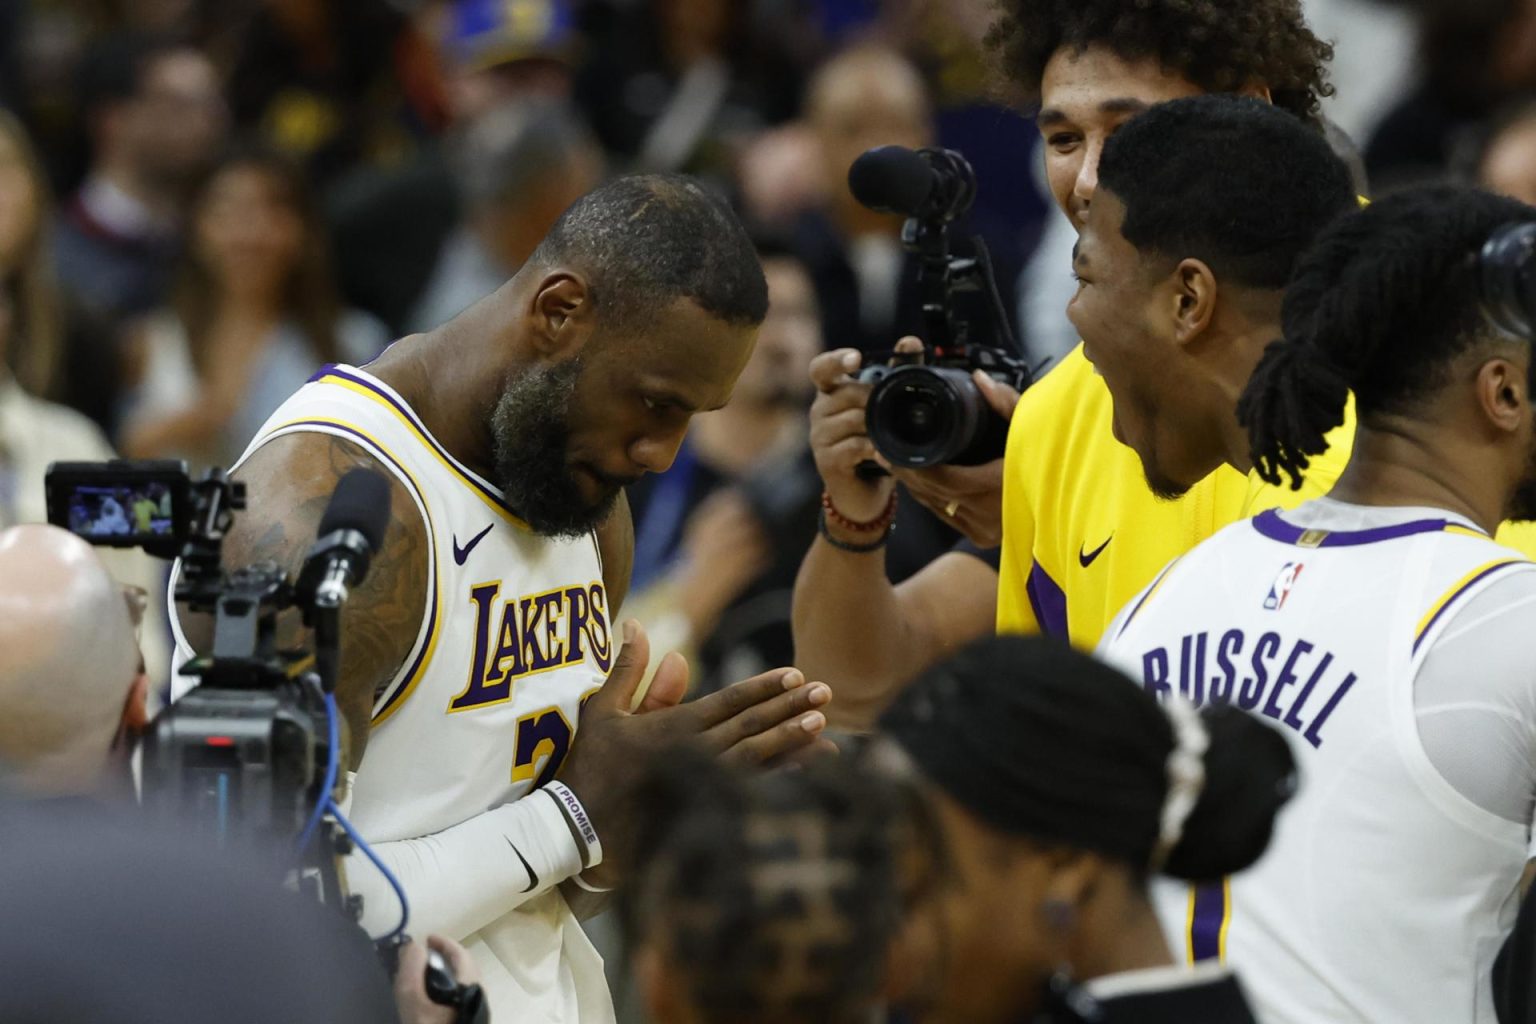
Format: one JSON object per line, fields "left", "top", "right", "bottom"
{"left": 797, "top": 0, "right": 1360, "bottom": 728}
{"left": 1102, "top": 186, "right": 1536, "bottom": 1022}
{"left": 616, "top": 754, "right": 940, "bottom": 1024}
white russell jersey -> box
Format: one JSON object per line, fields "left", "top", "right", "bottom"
{"left": 1099, "top": 499, "right": 1534, "bottom": 1024}
{"left": 170, "top": 364, "right": 616, "bottom": 1024}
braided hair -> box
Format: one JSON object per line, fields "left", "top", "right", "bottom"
{"left": 1239, "top": 185, "right": 1536, "bottom": 491}
{"left": 618, "top": 754, "right": 928, "bottom": 1024}
{"left": 881, "top": 636, "right": 1296, "bottom": 882}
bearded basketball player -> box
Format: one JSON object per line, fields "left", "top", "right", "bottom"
{"left": 171, "top": 175, "right": 835, "bottom": 1022}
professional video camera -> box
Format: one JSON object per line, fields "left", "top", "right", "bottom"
{"left": 848, "top": 145, "right": 1033, "bottom": 469}
{"left": 44, "top": 459, "right": 391, "bottom": 923}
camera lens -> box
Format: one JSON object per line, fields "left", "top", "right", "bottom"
{"left": 866, "top": 366, "right": 979, "bottom": 468}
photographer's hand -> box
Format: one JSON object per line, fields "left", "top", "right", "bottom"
{"left": 809, "top": 348, "right": 895, "bottom": 527}
{"left": 555, "top": 620, "right": 832, "bottom": 889}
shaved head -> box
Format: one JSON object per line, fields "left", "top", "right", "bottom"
{"left": 0, "top": 526, "right": 142, "bottom": 796}
{"left": 806, "top": 46, "right": 930, "bottom": 131}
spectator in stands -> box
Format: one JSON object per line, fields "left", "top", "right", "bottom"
{"left": 328, "top": 0, "right": 581, "bottom": 334}
{"left": 618, "top": 752, "right": 938, "bottom": 1024}
{"left": 120, "top": 149, "right": 387, "bottom": 470}
{"left": 877, "top": 636, "right": 1295, "bottom": 1023}
{"left": 1471, "top": 98, "right": 1536, "bottom": 204}
{"left": 1366, "top": 0, "right": 1536, "bottom": 191}
{"left": 54, "top": 33, "right": 225, "bottom": 323}
{"left": 574, "top": 0, "right": 802, "bottom": 178}
{"left": 0, "top": 525, "right": 147, "bottom": 801}
{"left": 225, "top": 0, "right": 415, "bottom": 186}
{"left": 408, "top": 99, "right": 602, "bottom": 332}
{"left": 794, "top": 46, "right": 928, "bottom": 357}
{"left": 0, "top": 111, "right": 171, "bottom": 681}
{"left": 624, "top": 246, "right": 821, "bottom": 691}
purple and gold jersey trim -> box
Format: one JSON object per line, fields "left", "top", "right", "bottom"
{"left": 1412, "top": 557, "right": 1529, "bottom": 655}
{"left": 1186, "top": 878, "right": 1232, "bottom": 963}
{"left": 1250, "top": 509, "right": 1484, "bottom": 548}
{"left": 309, "top": 365, "right": 531, "bottom": 531}
{"left": 273, "top": 415, "right": 443, "bottom": 726}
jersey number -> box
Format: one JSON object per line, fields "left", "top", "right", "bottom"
{"left": 511, "top": 708, "right": 574, "bottom": 788}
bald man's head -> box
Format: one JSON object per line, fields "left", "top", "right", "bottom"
{"left": 806, "top": 46, "right": 932, "bottom": 223}
{"left": 0, "top": 526, "right": 144, "bottom": 797}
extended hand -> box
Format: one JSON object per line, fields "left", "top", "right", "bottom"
{"left": 556, "top": 621, "right": 832, "bottom": 887}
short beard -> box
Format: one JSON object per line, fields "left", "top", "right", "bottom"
{"left": 1142, "top": 462, "right": 1191, "bottom": 502}
{"left": 489, "top": 359, "right": 617, "bottom": 539}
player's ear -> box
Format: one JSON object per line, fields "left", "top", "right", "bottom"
{"left": 528, "top": 271, "right": 598, "bottom": 361}
{"left": 1477, "top": 354, "right": 1527, "bottom": 435}
{"left": 1171, "top": 258, "right": 1218, "bottom": 347}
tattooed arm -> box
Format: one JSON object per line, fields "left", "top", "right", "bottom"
{"left": 178, "top": 432, "right": 428, "bottom": 767}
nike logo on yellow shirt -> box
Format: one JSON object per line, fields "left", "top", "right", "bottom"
{"left": 1080, "top": 535, "right": 1114, "bottom": 568}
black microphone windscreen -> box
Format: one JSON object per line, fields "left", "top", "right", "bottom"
{"left": 848, "top": 145, "right": 933, "bottom": 216}
{"left": 319, "top": 468, "right": 391, "bottom": 551}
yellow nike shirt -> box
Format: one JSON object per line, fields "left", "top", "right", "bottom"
{"left": 996, "top": 344, "right": 1536, "bottom": 646}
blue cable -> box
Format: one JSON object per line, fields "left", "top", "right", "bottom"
{"left": 329, "top": 794, "right": 410, "bottom": 942}
{"left": 295, "top": 690, "right": 341, "bottom": 854}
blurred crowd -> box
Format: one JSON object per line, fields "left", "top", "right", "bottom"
{"left": 4, "top": 0, "right": 1536, "bottom": 694}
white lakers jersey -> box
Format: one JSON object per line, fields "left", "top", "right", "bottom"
{"left": 170, "top": 364, "right": 616, "bottom": 1023}
{"left": 1100, "top": 499, "right": 1535, "bottom": 1024}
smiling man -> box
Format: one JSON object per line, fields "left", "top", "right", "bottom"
{"left": 1067, "top": 95, "right": 1358, "bottom": 500}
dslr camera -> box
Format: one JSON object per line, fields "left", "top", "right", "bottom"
{"left": 848, "top": 145, "right": 1033, "bottom": 469}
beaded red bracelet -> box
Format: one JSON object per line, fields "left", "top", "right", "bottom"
{"left": 821, "top": 490, "right": 898, "bottom": 533}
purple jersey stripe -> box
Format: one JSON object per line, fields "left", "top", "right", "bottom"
{"left": 286, "top": 418, "right": 438, "bottom": 719}
{"left": 1026, "top": 560, "right": 1068, "bottom": 638}
{"left": 319, "top": 366, "right": 519, "bottom": 517}
{"left": 1189, "top": 882, "right": 1226, "bottom": 962}
{"left": 1251, "top": 509, "right": 1464, "bottom": 547}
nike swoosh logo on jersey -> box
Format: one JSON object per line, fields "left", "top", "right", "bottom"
{"left": 1079, "top": 535, "right": 1113, "bottom": 568}
{"left": 507, "top": 838, "right": 539, "bottom": 893}
{"left": 452, "top": 523, "right": 494, "bottom": 565}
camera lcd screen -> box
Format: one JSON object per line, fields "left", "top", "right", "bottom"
{"left": 45, "top": 460, "right": 191, "bottom": 550}
{"left": 66, "top": 482, "right": 176, "bottom": 541}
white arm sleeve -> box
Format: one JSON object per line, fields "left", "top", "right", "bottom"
{"left": 1416, "top": 571, "right": 1536, "bottom": 828}
{"left": 346, "top": 787, "right": 585, "bottom": 941}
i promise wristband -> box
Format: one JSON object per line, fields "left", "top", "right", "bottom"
{"left": 543, "top": 781, "right": 602, "bottom": 870}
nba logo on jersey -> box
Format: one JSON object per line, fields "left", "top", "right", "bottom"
{"left": 1263, "top": 562, "right": 1304, "bottom": 610}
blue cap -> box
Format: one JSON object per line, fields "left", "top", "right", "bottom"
{"left": 447, "top": 0, "right": 577, "bottom": 72}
